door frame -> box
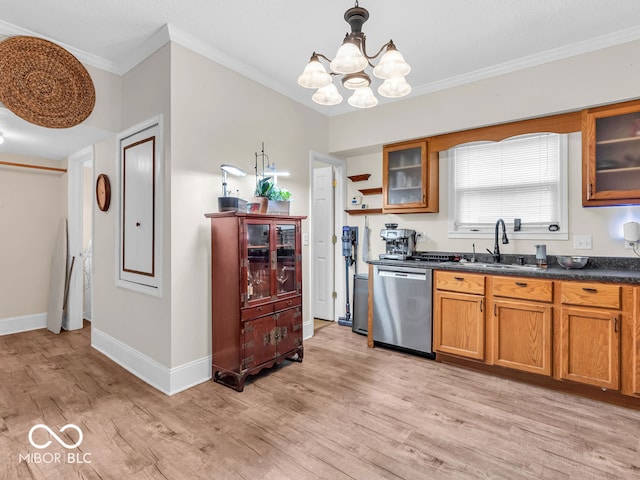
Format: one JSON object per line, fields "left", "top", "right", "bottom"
{"left": 308, "top": 151, "right": 346, "bottom": 335}
{"left": 67, "top": 146, "right": 94, "bottom": 331}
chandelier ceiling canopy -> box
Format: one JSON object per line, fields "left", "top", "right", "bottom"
{"left": 298, "top": 1, "right": 411, "bottom": 109}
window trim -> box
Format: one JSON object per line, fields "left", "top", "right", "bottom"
{"left": 447, "top": 133, "right": 569, "bottom": 241}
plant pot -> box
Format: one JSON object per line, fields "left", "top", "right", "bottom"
{"left": 267, "top": 200, "right": 290, "bottom": 215}
{"left": 248, "top": 196, "right": 268, "bottom": 214}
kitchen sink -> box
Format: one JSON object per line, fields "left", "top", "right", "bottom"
{"left": 455, "top": 262, "right": 542, "bottom": 271}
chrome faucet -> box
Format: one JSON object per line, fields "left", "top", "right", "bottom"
{"left": 486, "top": 218, "right": 509, "bottom": 263}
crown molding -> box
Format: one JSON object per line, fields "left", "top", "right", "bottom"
{"left": 0, "top": 19, "right": 117, "bottom": 73}
{"left": 164, "top": 24, "right": 304, "bottom": 109}
{"left": 407, "top": 24, "right": 640, "bottom": 102}
{"left": 1, "top": 18, "right": 640, "bottom": 114}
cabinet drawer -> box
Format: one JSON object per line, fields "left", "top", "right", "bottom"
{"left": 435, "top": 271, "right": 484, "bottom": 295}
{"left": 560, "top": 282, "right": 620, "bottom": 309}
{"left": 241, "top": 303, "right": 275, "bottom": 321}
{"left": 274, "top": 295, "right": 301, "bottom": 312}
{"left": 492, "top": 276, "right": 553, "bottom": 302}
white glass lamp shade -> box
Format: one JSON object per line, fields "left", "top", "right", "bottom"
{"left": 342, "top": 72, "right": 371, "bottom": 90}
{"left": 330, "top": 41, "right": 367, "bottom": 74}
{"left": 312, "top": 83, "right": 343, "bottom": 106}
{"left": 373, "top": 48, "right": 411, "bottom": 79}
{"left": 348, "top": 87, "right": 378, "bottom": 109}
{"left": 378, "top": 77, "right": 412, "bottom": 98}
{"left": 0, "top": 133, "right": 4, "bottom": 144}
{"left": 298, "top": 57, "right": 332, "bottom": 89}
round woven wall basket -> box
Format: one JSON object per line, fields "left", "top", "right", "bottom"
{"left": 0, "top": 35, "right": 95, "bottom": 129}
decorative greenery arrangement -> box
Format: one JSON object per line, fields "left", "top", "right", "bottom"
{"left": 270, "top": 187, "right": 292, "bottom": 202}
{"left": 254, "top": 176, "right": 292, "bottom": 202}
{"left": 255, "top": 176, "right": 274, "bottom": 198}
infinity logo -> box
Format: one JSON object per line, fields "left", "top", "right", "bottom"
{"left": 28, "top": 424, "right": 83, "bottom": 450}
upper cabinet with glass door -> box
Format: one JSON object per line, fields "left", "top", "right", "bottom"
{"left": 382, "top": 139, "right": 438, "bottom": 213}
{"left": 583, "top": 99, "right": 640, "bottom": 206}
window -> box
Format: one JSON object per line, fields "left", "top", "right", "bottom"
{"left": 448, "top": 133, "right": 568, "bottom": 239}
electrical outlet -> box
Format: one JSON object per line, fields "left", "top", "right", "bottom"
{"left": 625, "top": 240, "right": 637, "bottom": 250}
{"left": 573, "top": 234, "right": 592, "bottom": 250}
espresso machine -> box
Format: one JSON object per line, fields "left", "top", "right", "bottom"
{"left": 379, "top": 223, "right": 417, "bottom": 260}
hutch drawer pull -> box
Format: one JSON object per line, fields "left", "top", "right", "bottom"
{"left": 582, "top": 287, "right": 598, "bottom": 293}
{"left": 454, "top": 276, "right": 464, "bottom": 281}
{"left": 286, "top": 300, "right": 293, "bottom": 306}
{"left": 257, "top": 306, "right": 263, "bottom": 312}
{"left": 515, "top": 282, "right": 528, "bottom": 287}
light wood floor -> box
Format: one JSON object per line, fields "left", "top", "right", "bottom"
{"left": 2, "top": 323, "right": 640, "bottom": 479}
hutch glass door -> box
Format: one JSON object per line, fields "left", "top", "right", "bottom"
{"left": 275, "top": 223, "right": 297, "bottom": 295}
{"left": 246, "top": 222, "right": 271, "bottom": 302}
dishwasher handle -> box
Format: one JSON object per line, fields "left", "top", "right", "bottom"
{"left": 378, "top": 270, "right": 427, "bottom": 281}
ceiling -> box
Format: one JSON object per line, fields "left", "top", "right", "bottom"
{"left": 1, "top": 0, "right": 640, "bottom": 161}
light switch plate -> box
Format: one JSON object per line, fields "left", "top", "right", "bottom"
{"left": 573, "top": 234, "right": 592, "bottom": 250}
{"left": 303, "top": 233, "right": 309, "bottom": 246}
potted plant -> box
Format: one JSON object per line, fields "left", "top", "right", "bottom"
{"left": 267, "top": 185, "right": 292, "bottom": 215}
{"left": 248, "top": 176, "right": 273, "bottom": 213}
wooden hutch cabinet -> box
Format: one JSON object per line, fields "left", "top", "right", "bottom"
{"left": 382, "top": 139, "right": 438, "bottom": 213}
{"left": 583, "top": 99, "right": 640, "bottom": 206}
{"left": 205, "top": 211, "right": 305, "bottom": 391}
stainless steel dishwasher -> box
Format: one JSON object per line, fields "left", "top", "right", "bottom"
{"left": 372, "top": 264, "right": 433, "bottom": 355}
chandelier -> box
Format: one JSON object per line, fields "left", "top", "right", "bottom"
{"left": 297, "top": 1, "right": 411, "bottom": 109}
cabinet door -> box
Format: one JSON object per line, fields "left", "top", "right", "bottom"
{"left": 560, "top": 307, "right": 620, "bottom": 389}
{"left": 276, "top": 307, "right": 302, "bottom": 356}
{"left": 274, "top": 221, "right": 300, "bottom": 297}
{"left": 492, "top": 300, "right": 552, "bottom": 376}
{"left": 583, "top": 101, "right": 640, "bottom": 206}
{"left": 434, "top": 291, "right": 485, "bottom": 360}
{"left": 243, "top": 316, "right": 276, "bottom": 370}
{"left": 382, "top": 140, "right": 438, "bottom": 213}
{"left": 245, "top": 220, "right": 272, "bottom": 305}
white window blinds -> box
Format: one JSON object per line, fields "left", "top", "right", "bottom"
{"left": 450, "top": 133, "right": 567, "bottom": 234}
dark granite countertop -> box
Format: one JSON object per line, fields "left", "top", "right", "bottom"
{"left": 368, "top": 253, "right": 640, "bottom": 285}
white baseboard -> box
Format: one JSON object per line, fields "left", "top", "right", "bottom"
{"left": 0, "top": 313, "right": 46, "bottom": 336}
{"left": 91, "top": 328, "right": 211, "bottom": 396}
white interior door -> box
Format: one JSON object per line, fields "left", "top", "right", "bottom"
{"left": 312, "top": 166, "right": 334, "bottom": 321}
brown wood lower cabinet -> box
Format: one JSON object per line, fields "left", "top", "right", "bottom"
{"left": 559, "top": 281, "right": 622, "bottom": 390}
{"left": 490, "top": 276, "right": 553, "bottom": 376}
{"left": 559, "top": 307, "right": 620, "bottom": 390}
{"left": 434, "top": 272, "right": 485, "bottom": 360}
{"left": 433, "top": 270, "right": 640, "bottom": 405}
{"left": 492, "top": 300, "right": 552, "bottom": 376}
